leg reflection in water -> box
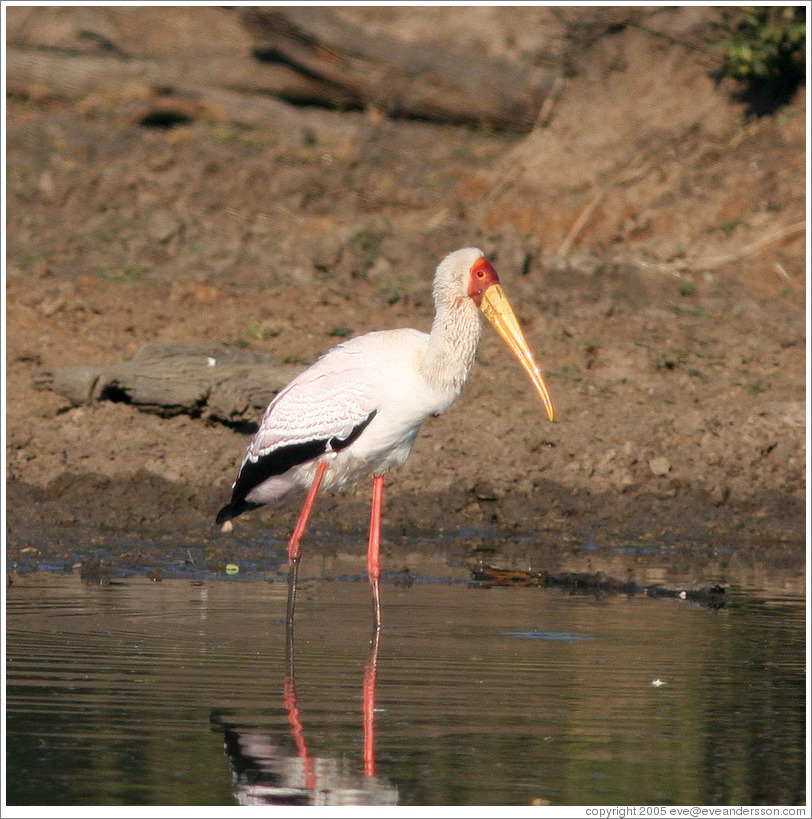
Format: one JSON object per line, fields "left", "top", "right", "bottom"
{"left": 212, "top": 606, "right": 396, "bottom": 806}
{"left": 363, "top": 627, "right": 380, "bottom": 778}
{"left": 283, "top": 617, "right": 316, "bottom": 792}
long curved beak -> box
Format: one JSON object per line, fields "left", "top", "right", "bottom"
{"left": 480, "top": 284, "right": 555, "bottom": 422}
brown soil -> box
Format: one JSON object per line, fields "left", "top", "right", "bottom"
{"left": 5, "top": 7, "right": 806, "bottom": 582}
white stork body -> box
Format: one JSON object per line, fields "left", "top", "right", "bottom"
{"left": 238, "top": 328, "right": 461, "bottom": 507}
{"left": 216, "top": 247, "right": 555, "bottom": 628}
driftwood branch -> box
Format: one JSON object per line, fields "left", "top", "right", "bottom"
{"left": 33, "top": 342, "right": 302, "bottom": 427}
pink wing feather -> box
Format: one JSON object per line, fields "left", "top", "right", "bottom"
{"left": 244, "top": 338, "right": 381, "bottom": 466}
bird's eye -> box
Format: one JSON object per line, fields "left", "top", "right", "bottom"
{"left": 476, "top": 268, "right": 485, "bottom": 278}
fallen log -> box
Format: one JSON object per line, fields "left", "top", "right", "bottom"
{"left": 239, "top": 7, "right": 557, "bottom": 131}
{"left": 8, "top": 7, "right": 557, "bottom": 132}
{"left": 33, "top": 341, "right": 302, "bottom": 428}
{"left": 5, "top": 46, "right": 359, "bottom": 144}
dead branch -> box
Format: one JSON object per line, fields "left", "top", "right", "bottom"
{"left": 695, "top": 220, "right": 806, "bottom": 270}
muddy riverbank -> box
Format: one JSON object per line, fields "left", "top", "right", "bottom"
{"left": 5, "top": 7, "right": 805, "bottom": 581}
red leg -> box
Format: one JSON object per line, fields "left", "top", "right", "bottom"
{"left": 286, "top": 461, "right": 327, "bottom": 626}
{"left": 368, "top": 474, "right": 384, "bottom": 630}
{"left": 288, "top": 461, "right": 328, "bottom": 564}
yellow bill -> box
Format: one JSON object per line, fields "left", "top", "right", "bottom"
{"left": 480, "top": 283, "right": 555, "bottom": 422}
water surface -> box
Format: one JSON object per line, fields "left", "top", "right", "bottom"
{"left": 5, "top": 562, "right": 806, "bottom": 806}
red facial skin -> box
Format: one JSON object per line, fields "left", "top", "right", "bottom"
{"left": 467, "top": 258, "right": 501, "bottom": 306}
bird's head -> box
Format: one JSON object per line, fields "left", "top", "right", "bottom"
{"left": 437, "top": 247, "right": 555, "bottom": 422}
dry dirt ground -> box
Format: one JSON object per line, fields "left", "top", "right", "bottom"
{"left": 4, "top": 7, "right": 807, "bottom": 585}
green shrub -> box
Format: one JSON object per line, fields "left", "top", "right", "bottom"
{"left": 719, "top": 6, "right": 806, "bottom": 84}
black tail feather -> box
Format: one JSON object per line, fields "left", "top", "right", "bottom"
{"left": 216, "top": 410, "right": 378, "bottom": 526}
{"left": 215, "top": 500, "right": 263, "bottom": 525}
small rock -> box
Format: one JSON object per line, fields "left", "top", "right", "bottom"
{"left": 147, "top": 210, "right": 180, "bottom": 243}
{"left": 614, "top": 470, "right": 635, "bottom": 490}
{"left": 472, "top": 480, "right": 499, "bottom": 501}
{"left": 40, "top": 296, "right": 66, "bottom": 318}
{"left": 649, "top": 456, "right": 671, "bottom": 476}
{"left": 710, "top": 484, "right": 730, "bottom": 506}
{"left": 312, "top": 235, "right": 343, "bottom": 271}
{"left": 38, "top": 170, "right": 56, "bottom": 203}
{"left": 368, "top": 256, "right": 393, "bottom": 279}
{"left": 596, "top": 448, "right": 617, "bottom": 473}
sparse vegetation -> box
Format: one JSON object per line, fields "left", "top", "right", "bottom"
{"left": 346, "top": 228, "right": 384, "bottom": 276}
{"left": 98, "top": 266, "right": 146, "bottom": 283}
{"left": 743, "top": 379, "right": 771, "bottom": 396}
{"left": 718, "top": 6, "right": 805, "bottom": 84}
{"left": 720, "top": 217, "right": 744, "bottom": 235}
{"left": 716, "top": 6, "right": 805, "bottom": 113}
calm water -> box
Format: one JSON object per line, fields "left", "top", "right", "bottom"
{"left": 5, "top": 560, "right": 806, "bottom": 807}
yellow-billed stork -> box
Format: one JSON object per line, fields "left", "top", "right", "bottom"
{"left": 216, "top": 247, "right": 555, "bottom": 627}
